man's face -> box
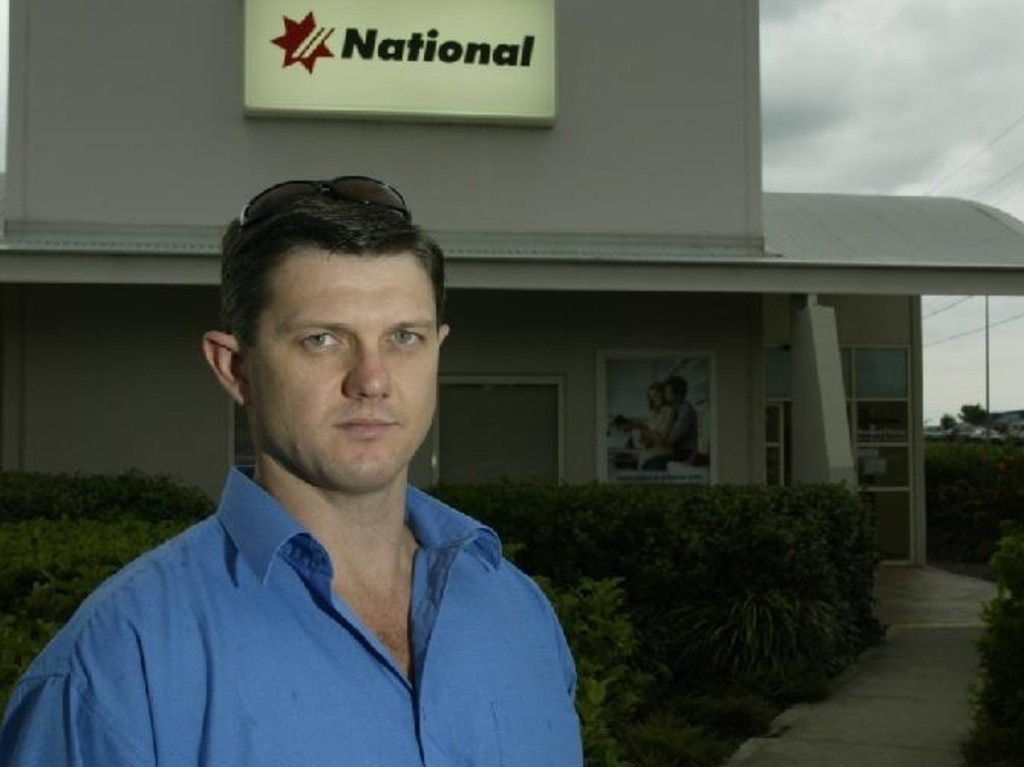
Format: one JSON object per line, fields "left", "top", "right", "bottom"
{"left": 240, "top": 249, "right": 448, "bottom": 496}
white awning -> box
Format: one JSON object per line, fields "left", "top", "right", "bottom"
{"left": 2, "top": 192, "right": 1024, "bottom": 295}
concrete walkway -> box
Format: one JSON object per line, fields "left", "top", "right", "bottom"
{"left": 725, "top": 565, "right": 998, "bottom": 767}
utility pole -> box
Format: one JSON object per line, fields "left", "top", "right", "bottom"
{"left": 986, "top": 295, "right": 991, "bottom": 441}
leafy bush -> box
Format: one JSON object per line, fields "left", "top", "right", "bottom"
{"left": 0, "top": 517, "right": 196, "bottom": 712}
{"left": 435, "top": 482, "right": 881, "bottom": 689}
{"left": 624, "top": 712, "right": 737, "bottom": 767}
{"left": 0, "top": 470, "right": 212, "bottom": 713}
{"left": 0, "top": 470, "right": 213, "bottom": 524}
{"left": 435, "top": 482, "right": 880, "bottom": 764}
{"left": 539, "top": 576, "right": 649, "bottom": 767}
{"left": 666, "top": 589, "right": 843, "bottom": 681}
{"left": 926, "top": 442, "right": 1024, "bottom": 564}
{"left": 659, "top": 692, "right": 779, "bottom": 737}
{"left": 965, "top": 525, "right": 1024, "bottom": 766}
{"left": 0, "top": 473, "right": 882, "bottom": 766}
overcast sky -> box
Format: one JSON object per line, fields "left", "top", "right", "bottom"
{"left": 762, "top": 0, "right": 1024, "bottom": 423}
{"left": 1, "top": 1, "right": 1023, "bottom": 422}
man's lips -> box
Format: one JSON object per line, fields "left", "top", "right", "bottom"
{"left": 337, "top": 417, "right": 398, "bottom": 439}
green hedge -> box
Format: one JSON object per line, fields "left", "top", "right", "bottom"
{"left": 435, "top": 482, "right": 881, "bottom": 692}
{"left": 926, "top": 442, "right": 1024, "bottom": 564}
{"left": 965, "top": 525, "right": 1024, "bottom": 766}
{"left": 0, "top": 470, "right": 214, "bottom": 524}
{"left": 0, "top": 516, "right": 197, "bottom": 712}
{"left": 1, "top": 474, "right": 881, "bottom": 766}
{"left": 0, "top": 471, "right": 211, "bottom": 712}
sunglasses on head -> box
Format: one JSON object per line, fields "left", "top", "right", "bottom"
{"left": 238, "top": 175, "right": 411, "bottom": 227}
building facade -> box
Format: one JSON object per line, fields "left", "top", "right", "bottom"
{"left": 3, "top": 0, "right": 1024, "bottom": 563}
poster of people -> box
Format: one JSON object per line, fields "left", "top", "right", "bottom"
{"left": 600, "top": 352, "right": 713, "bottom": 484}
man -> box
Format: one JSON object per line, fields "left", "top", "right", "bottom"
{"left": 0, "top": 175, "right": 583, "bottom": 765}
{"left": 665, "top": 375, "right": 698, "bottom": 462}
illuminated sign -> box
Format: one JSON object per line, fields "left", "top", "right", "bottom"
{"left": 244, "top": 0, "right": 556, "bottom": 124}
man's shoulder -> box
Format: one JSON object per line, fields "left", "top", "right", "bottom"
{"left": 20, "top": 516, "right": 225, "bottom": 678}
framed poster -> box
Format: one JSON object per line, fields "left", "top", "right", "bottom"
{"left": 598, "top": 352, "right": 714, "bottom": 484}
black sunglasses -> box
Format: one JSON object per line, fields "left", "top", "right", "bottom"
{"left": 238, "top": 175, "right": 411, "bottom": 227}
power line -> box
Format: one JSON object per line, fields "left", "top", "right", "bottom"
{"left": 991, "top": 177, "right": 1024, "bottom": 207}
{"left": 922, "top": 295, "right": 976, "bottom": 318}
{"left": 924, "top": 309, "right": 1024, "bottom": 348}
{"left": 971, "top": 155, "right": 1024, "bottom": 201}
{"left": 925, "top": 109, "right": 1024, "bottom": 196}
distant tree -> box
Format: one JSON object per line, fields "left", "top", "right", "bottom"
{"left": 939, "top": 413, "right": 957, "bottom": 430}
{"left": 959, "top": 403, "right": 988, "bottom": 426}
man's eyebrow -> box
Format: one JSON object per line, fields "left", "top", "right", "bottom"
{"left": 277, "top": 318, "right": 439, "bottom": 333}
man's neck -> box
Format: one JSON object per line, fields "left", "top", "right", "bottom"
{"left": 254, "top": 462, "right": 419, "bottom": 676}
{"left": 254, "top": 461, "right": 416, "bottom": 582}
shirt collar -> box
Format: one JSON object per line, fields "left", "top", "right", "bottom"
{"left": 405, "top": 486, "right": 503, "bottom": 570}
{"left": 217, "top": 467, "right": 307, "bottom": 583}
{"left": 217, "top": 468, "right": 503, "bottom": 582}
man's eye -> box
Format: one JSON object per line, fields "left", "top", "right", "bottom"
{"left": 304, "top": 333, "right": 337, "bottom": 349}
{"left": 393, "top": 329, "right": 423, "bottom": 346}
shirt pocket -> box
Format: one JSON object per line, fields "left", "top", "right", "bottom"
{"left": 491, "top": 697, "right": 583, "bottom": 767}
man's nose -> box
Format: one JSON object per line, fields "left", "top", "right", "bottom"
{"left": 342, "top": 347, "right": 391, "bottom": 399}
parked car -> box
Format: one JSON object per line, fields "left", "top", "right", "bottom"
{"left": 924, "top": 425, "right": 953, "bottom": 441}
{"left": 966, "top": 427, "right": 1007, "bottom": 443}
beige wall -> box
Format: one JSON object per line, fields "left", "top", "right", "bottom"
{"left": 821, "top": 294, "right": 915, "bottom": 345}
{"left": 2, "top": 285, "right": 766, "bottom": 495}
{"left": 762, "top": 293, "right": 915, "bottom": 347}
{"left": 1, "top": 285, "right": 228, "bottom": 499}
{"left": 0, "top": 286, "right": 919, "bottom": 499}
{"left": 6, "top": 0, "right": 761, "bottom": 239}
{"left": 440, "top": 289, "right": 765, "bottom": 484}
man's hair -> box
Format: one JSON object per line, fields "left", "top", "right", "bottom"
{"left": 219, "top": 195, "right": 445, "bottom": 346}
{"left": 666, "top": 376, "right": 688, "bottom": 399}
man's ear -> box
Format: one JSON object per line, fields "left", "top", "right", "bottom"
{"left": 202, "top": 331, "right": 248, "bottom": 406}
{"left": 438, "top": 323, "right": 451, "bottom": 347}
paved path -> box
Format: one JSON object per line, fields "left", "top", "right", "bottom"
{"left": 725, "top": 565, "right": 998, "bottom": 767}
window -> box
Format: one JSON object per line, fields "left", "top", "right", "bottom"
{"left": 849, "top": 347, "right": 911, "bottom": 560}
{"left": 416, "top": 377, "right": 563, "bottom": 486}
{"left": 764, "top": 345, "right": 912, "bottom": 559}
{"left": 764, "top": 401, "right": 791, "bottom": 487}
{"left": 765, "top": 346, "right": 792, "bottom": 485}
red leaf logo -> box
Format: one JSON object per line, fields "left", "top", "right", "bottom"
{"left": 272, "top": 12, "right": 335, "bottom": 73}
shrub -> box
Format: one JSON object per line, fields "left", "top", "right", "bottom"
{"left": 435, "top": 482, "right": 881, "bottom": 688}
{"left": 661, "top": 691, "right": 779, "bottom": 736}
{"left": 539, "top": 576, "right": 649, "bottom": 767}
{"left": 665, "top": 589, "right": 843, "bottom": 682}
{"left": 965, "top": 525, "right": 1024, "bottom": 766}
{"left": 926, "top": 442, "right": 1024, "bottom": 564}
{"left": 0, "top": 516, "right": 196, "bottom": 712}
{"left": 624, "top": 712, "right": 737, "bottom": 767}
{"left": 0, "top": 470, "right": 213, "bottom": 523}
{"left": 0, "top": 473, "right": 882, "bottom": 765}
{"left": 0, "top": 470, "right": 211, "bottom": 712}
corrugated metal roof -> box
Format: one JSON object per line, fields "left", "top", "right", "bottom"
{"left": 763, "top": 193, "right": 1024, "bottom": 268}
{"left": 2, "top": 190, "right": 1024, "bottom": 292}
{"left": 3, "top": 190, "right": 1022, "bottom": 268}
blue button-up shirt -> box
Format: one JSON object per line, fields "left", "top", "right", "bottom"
{"left": 1, "top": 469, "right": 583, "bottom": 766}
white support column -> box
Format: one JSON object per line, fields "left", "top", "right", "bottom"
{"left": 791, "top": 295, "right": 856, "bottom": 485}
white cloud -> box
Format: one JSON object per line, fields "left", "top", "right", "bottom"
{"left": 762, "top": 0, "right": 1024, "bottom": 422}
